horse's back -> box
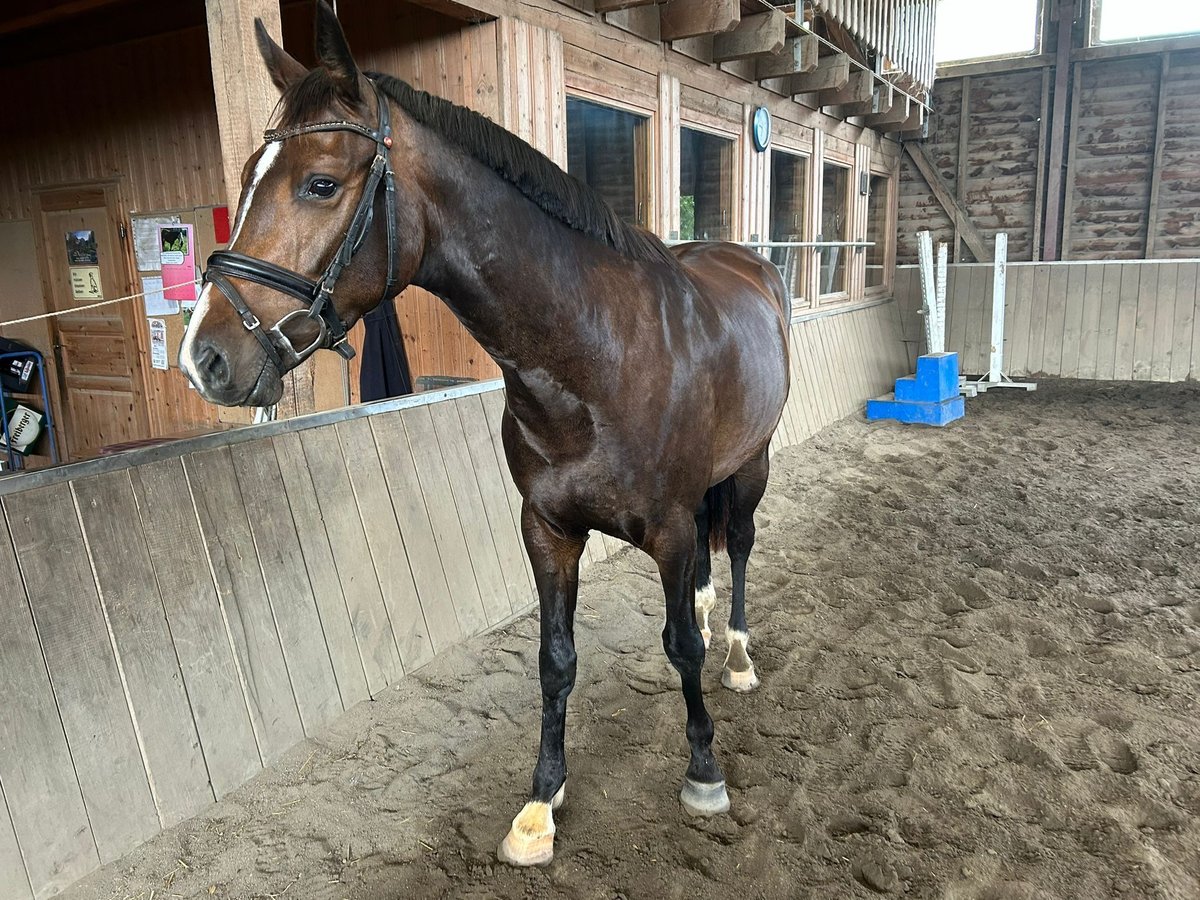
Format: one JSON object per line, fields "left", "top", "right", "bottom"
{"left": 670, "top": 242, "right": 791, "bottom": 480}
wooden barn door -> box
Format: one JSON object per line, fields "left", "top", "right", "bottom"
{"left": 34, "top": 184, "right": 148, "bottom": 460}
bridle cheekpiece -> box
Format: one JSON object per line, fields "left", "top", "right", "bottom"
{"left": 203, "top": 80, "right": 400, "bottom": 370}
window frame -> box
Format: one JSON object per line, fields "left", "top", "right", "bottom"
{"left": 767, "top": 146, "right": 813, "bottom": 308}
{"left": 863, "top": 167, "right": 895, "bottom": 297}
{"left": 817, "top": 155, "right": 854, "bottom": 304}
{"left": 1087, "top": 0, "right": 1200, "bottom": 47}
{"left": 935, "top": 0, "right": 1045, "bottom": 68}
{"left": 565, "top": 90, "right": 656, "bottom": 230}
{"left": 677, "top": 119, "right": 741, "bottom": 243}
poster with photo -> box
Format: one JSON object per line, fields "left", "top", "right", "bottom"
{"left": 159, "top": 223, "right": 197, "bottom": 302}
{"left": 65, "top": 230, "right": 99, "bottom": 265}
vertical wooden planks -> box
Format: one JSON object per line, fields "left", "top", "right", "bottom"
{"left": 1059, "top": 265, "right": 1088, "bottom": 378}
{"left": 1095, "top": 264, "right": 1124, "bottom": 380}
{"left": 71, "top": 470, "right": 213, "bottom": 829}
{"left": 230, "top": 443, "right": 343, "bottom": 734}
{"left": 185, "top": 447, "right": 304, "bottom": 765}
{"left": 431, "top": 401, "right": 514, "bottom": 628}
{"left": 339, "top": 416, "right": 437, "bottom": 669}
{"left": 271, "top": 433, "right": 371, "bottom": 709}
{"left": 0, "top": 791, "right": 30, "bottom": 900}
{"left": 1077, "top": 263, "right": 1106, "bottom": 380}
{"left": 1025, "top": 265, "right": 1050, "bottom": 374}
{"left": 480, "top": 390, "right": 535, "bottom": 579}
{"left": 130, "top": 459, "right": 260, "bottom": 798}
{"left": 4, "top": 484, "right": 159, "bottom": 862}
{"left": 0, "top": 505, "right": 97, "bottom": 898}
{"left": 1150, "top": 263, "right": 1178, "bottom": 382}
{"left": 1131, "top": 264, "right": 1157, "bottom": 380}
{"left": 296, "top": 428, "right": 404, "bottom": 695}
{"left": 1114, "top": 263, "right": 1142, "bottom": 380}
{"left": 457, "top": 394, "right": 533, "bottom": 611}
{"left": 1042, "top": 264, "right": 1070, "bottom": 376}
{"left": 1174, "top": 263, "right": 1197, "bottom": 382}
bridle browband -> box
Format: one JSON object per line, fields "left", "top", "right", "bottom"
{"left": 203, "top": 80, "right": 400, "bottom": 371}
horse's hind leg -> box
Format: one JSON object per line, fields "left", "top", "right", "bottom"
{"left": 694, "top": 493, "right": 716, "bottom": 649}
{"left": 651, "top": 507, "right": 730, "bottom": 818}
{"left": 498, "top": 504, "right": 586, "bottom": 867}
{"left": 722, "top": 449, "right": 769, "bottom": 693}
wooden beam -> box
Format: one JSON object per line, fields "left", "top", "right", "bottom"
{"left": 904, "top": 143, "right": 990, "bottom": 262}
{"left": 818, "top": 68, "right": 873, "bottom": 108}
{"left": 755, "top": 33, "right": 818, "bottom": 79}
{"left": 1031, "top": 66, "right": 1051, "bottom": 260}
{"left": 863, "top": 92, "right": 912, "bottom": 128}
{"left": 712, "top": 10, "right": 785, "bottom": 62}
{"left": 892, "top": 105, "right": 929, "bottom": 140}
{"left": 660, "top": 0, "right": 739, "bottom": 42}
{"left": 1145, "top": 52, "right": 1171, "bottom": 258}
{"left": 790, "top": 52, "right": 850, "bottom": 95}
{"left": 1060, "top": 61, "right": 1082, "bottom": 260}
{"left": 839, "top": 80, "right": 893, "bottom": 118}
{"left": 1041, "top": 0, "right": 1075, "bottom": 262}
{"left": 593, "top": 0, "right": 657, "bottom": 12}
{"left": 955, "top": 76, "right": 971, "bottom": 260}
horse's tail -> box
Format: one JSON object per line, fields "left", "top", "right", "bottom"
{"left": 704, "top": 476, "right": 736, "bottom": 554}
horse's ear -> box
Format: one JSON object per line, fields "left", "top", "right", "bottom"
{"left": 314, "top": 0, "right": 362, "bottom": 104}
{"left": 254, "top": 19, "right": 306, "bottom": 93}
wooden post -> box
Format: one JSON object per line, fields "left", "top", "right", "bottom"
{"left": 1041, "top": 0, "right": 1075, "bottom": 262}
{"left": 205, "top": 0, "right": 341, "bottom": 416}
{"left": 205, "top": 0, "right": 282, "bottom": 218}
{"left": 1145, "top": 53, "right": 1171, "bottom": 259}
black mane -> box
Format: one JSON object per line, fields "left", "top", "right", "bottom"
{"left": 278, "top": 68, "right": 678, "bottom": 268}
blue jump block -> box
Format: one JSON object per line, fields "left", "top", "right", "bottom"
{"left": 866, "top": 393, "right": 965, "bottom": 426}
{"left": 894, "top": 352, "right": 960, "bottom": 403}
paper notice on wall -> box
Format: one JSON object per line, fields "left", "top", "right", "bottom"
{"left": 148, "top": 318, "right": 169, "bottom": 370}
{"left": 132, "top": 214, "right": 181, "bottom": 272}
{"left": 141, "top": 275, "right": 177, "bottom": 316}
{"left": 159, "top": 224, "right": 197, "bottom": 302}
{"left": 69, "top": 266, "right": 103, "bottom": 300}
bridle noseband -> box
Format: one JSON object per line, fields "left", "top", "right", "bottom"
{"left": 203, "top": 80, "right": 400, "bottom": 370}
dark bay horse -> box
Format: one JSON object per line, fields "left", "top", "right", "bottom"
{"left": 180, "top": 3, "right": 790, "bottom": 866}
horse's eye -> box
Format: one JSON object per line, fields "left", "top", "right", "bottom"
{"left": 304, "top": 177, "right": 338, "bottom": 199}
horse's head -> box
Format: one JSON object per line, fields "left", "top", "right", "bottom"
{"left": 180, "top": 2, "right": 426, "bottom": 406}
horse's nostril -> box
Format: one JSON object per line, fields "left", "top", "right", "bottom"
{"left": 197, "top": 342, "right": 230, "bottom": 387}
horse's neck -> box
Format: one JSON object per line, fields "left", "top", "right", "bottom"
{"left": 410, "top": 151, "right": 637, "bottom": 373}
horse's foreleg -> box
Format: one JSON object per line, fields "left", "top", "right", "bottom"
{"left": 722, "top": 451, "right": 769, "bottom": 693}
{"left": 498, "top": 506, "right": 585, "bottom": 868}
{"left": 694, "top": 495, "right": 716, "bottom": 649}
{"left": 652, "top": 510, "right": 729, "bottom": 818}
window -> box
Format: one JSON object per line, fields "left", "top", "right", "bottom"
{"left": 935, "top": 0, "right": 1040, "bottom": 65}
{"left": 566, "top": 97, "right": 651, "bottom": 226}
{"left": 679, "top": 127, "right": 735, "bottom": 241}
{"left": 1091, "top": 0, "right": 1200, "bottom": 44}
{"left": 768, "top": 150, "right": 808, "bottom": 299}
{"left": 865, "top": 173, "right": 891, "bottom": 289}
{"left": 819, "top": 162, "right": 850, "bottom": 295}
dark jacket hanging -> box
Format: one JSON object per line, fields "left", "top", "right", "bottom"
{"left": 358, "top": 300, "right": 413, "bottom": 402}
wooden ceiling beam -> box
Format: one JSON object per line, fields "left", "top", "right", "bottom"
{"left": 755, "top": 33, "right": 818, "bottom": 79}
{"left": 817, "top": 68, "right": 872, "bottom": 107}
{"left": 712, "top": 10, "right": 785, "bottom": 62}
{"left": 789, "top": 52, "right": 849, "bottom": 95}
{"left": 660, "top": 0, "right": 739, "bottom": 42}
{"left": 863, "top": 92, "right": 912, "bottom": 128}
{"left": 838, "top": 79, "right": 893, "bottom": 118}
{"left": 593, "top": 0, "right": 659, "bottom": 12}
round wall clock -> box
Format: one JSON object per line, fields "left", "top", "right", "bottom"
{"left": 751, "top": 106, "right": 771, "bottom": 152}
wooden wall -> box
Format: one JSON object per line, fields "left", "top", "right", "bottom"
{"left": 0, "top": 297, "right": 907, "bottom": 900}
{"left": 895, "top": 260, "right": 1200, "bottom": 381}
{"left": 899, "top": 43, "right": 1200, "bottom": 264}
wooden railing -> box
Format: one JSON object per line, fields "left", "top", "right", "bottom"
{"left": 811, "top": 0, "right": 938, "bottom": 93}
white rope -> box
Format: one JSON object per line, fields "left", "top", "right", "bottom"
{"left": 0, "top": 278, "right": 201, "bottom": 329}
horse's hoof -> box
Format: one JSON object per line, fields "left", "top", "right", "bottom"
{"left": 497, "top": 801, "right": 555, "bottom": 867}
{"left": 722, "top": 665, "right": 760, "bottom": 693}
{"left": 551, "top": 781, "right": 566, "bottom": 811}
{"left": 680, "top": 778, "right": 730, "bottom": 817}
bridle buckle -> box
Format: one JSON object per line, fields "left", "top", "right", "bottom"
{"left": 243, "top": 313, "right": 261, "bottom": 331}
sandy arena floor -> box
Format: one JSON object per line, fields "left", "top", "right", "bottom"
{"left": 62, "top": 379, "right": 1199, "bottom": 900}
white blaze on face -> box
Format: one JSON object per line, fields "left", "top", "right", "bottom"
{"left": 179, "top": 141, "right": 282, "bottom": 380}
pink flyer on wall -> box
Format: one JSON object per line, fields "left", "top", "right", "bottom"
{"left": 159, "top": 223, "right": 197, "bottom": 301}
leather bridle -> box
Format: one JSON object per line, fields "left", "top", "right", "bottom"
{"left": 203, "top": 80, "right": 399, "bottom": 370}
